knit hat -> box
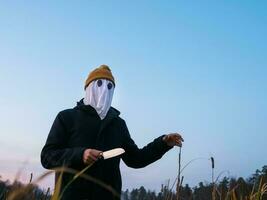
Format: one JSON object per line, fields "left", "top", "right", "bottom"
{"left": 84, "top": 65, "right": 115, "bottom": 90}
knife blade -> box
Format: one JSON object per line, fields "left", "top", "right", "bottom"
{"left": 99, "top": 148, "right": 125, "bottom": 160}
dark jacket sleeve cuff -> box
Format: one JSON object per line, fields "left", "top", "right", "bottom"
{"left": 156, "top": 135, "right": 173, "bottom": 153}
{"left": 72, "top": 147, "right": 87, "bottom": 166}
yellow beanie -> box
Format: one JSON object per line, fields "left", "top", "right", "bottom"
{"left": 84, "top": 65, "right": 115, "bottom": 90}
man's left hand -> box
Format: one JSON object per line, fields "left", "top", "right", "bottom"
{"left": 163, "top": 133, "right": 184, "bottom": 147}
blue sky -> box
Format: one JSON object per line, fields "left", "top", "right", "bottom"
{"left": 0, "top": 1, "right": 267, "bottom": 191}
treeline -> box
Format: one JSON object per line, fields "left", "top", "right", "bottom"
{"left": 0, "top": 178, "right": 51, "bottom": 200}
{"left": 121, "top": 165, "right": 267, "bottom": 200}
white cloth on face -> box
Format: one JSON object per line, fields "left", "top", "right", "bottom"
{"left": 83, "top": 79, "right": 114, "bottom": 120}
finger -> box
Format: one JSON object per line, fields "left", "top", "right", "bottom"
{"left": 91, "top": 150, "right": 103, "bottom": 157}
{"left": 88, "top": 154, "right": 98, "bottom": 161}
{"left": 175, "top": 139, "right": 182, "bottom": 146}
{"left": 171, "top": 133, "right": 181, "bottom": 137}
{"left": 171, "top": 133, "right": 183, "bottom": 140}
{"left": 174, "top": 134, "right": 184, "bottom": 142}
{"left": 175, "top": 138, "right": 183, "bottom": 143}
{"left": 173, "top": 135, "right": 180, "bottom": 140}
{"left": 176, "top": 141, "right": 182, "bottom": 147}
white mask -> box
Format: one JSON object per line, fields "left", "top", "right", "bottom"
{"left": 83, "top": 79, "right": 114, "bottom": 120}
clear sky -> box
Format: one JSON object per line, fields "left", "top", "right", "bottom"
{"left": 0, "top": 0, "right": 266, "bottom": 192}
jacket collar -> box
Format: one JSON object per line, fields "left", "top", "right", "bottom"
{"left": 75, "top": 98, "right": 121, "bottom": 149}
{"left": 75, "top": 98, "right": 121, "bottom": 120}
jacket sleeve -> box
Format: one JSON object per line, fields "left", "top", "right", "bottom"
{"left": 40, "top": 112, "right": 86, "bottom": 169}
{"left": 121, "top": 120, "right": 173, "bottom": 168}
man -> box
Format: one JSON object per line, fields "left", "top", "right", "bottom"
{"left": 41, "top": 65, "right": 184, "bottom": 200}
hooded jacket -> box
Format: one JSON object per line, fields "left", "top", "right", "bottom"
{"left": 41, "top": 99, "right": 172, "bottom": 200}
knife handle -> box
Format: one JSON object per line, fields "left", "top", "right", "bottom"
{"left": 98, "top": 153, "right": 104, "bottom": 160}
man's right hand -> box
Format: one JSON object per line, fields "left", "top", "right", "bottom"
{"left": 83, "top": 149, "right": 102, "bottom": 165}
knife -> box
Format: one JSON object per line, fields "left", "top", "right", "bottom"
{"left": 99, "top": 148, "right": 125, "bottom": 160}
{"left": 73, "top": 148, "right": 125, "bottom": 179}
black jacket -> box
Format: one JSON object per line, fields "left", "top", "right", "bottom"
{"left": 41, "top": 99, "right": 172, "bottom": 200}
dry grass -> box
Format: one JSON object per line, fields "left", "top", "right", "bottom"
{"left": 2, "top": 149, "right": 266, "bottom": 200}
{"left": 5, "top": 164, "right": 120, "bottom": 200}
{"left": 163, "top": 148, "right": 266, "bottom": 200}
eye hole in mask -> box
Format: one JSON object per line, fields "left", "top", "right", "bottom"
{"left": 107, "top": 82, "right": 113, "bottom": 90}
{"left": 97, "top": 79, "right": 102, "bottom": 87}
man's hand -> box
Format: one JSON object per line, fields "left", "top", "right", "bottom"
{"left": 83, "top": 149, "right": 102, "bottom": 165}
{"left": 163, "top": 133, "right": 184, "bottom": 147}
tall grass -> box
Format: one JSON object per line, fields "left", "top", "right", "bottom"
{"left": 5, "top": 164, "right": 120, "bottom": 200}
{"left": 2, "top": 150, "right": 266, "bottom": 200}
{"left": 163, "top": 147, "right": 266, "bottom": 200}
{"left": 176, "top": 147, "right": 182, "bottom": 200}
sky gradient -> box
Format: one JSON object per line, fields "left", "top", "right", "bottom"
{"left": 0, "top": 1, "right": 267, "bottom": 192}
